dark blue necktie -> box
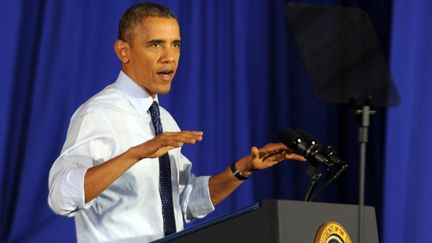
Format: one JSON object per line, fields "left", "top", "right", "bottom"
{"left": 149, "top": 101, "right": 177, "bottom": 235}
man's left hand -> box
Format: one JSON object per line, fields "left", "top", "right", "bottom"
{"left": 235, "top": 143, "right": 306, "bottom": 176}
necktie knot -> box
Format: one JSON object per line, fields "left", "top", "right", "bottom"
{"left": 149, "top": 101, "right": 163, "bottom": 135}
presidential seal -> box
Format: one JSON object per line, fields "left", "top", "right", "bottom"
{"left": 314, "top": 221, "right": 352, "bottom": 243}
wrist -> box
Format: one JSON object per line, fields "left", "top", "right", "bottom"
{"left": 230, "top": 160, "right": 252, "bottom": 181}
{"left": 235, "top": 158, "right": 254, "bottom": 175}
{"left": 126, "top": 146, "right": 143, "bottom": 163}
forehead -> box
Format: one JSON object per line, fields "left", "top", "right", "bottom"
{"left": 134, "top": 17, "right": 180, "bottom": 40}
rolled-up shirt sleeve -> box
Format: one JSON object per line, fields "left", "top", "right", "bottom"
{"left": 48, "top": 111, "right": 115, "bottom": 216}
{"left": 177, "top": 152, "right": 215, "bottom": 222}
{"left": 48, "top": 156, "right": 93, "bottom": 216}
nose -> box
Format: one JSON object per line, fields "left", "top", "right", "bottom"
{"left": 160, "top": 46, "right": 176, "bottom": 63}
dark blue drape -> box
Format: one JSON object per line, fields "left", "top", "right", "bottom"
{"left": 384, "top": 0, "right": 432, "bottom": 242}
{"left": 0, "top": 0, "right": 429, "bottom": 242}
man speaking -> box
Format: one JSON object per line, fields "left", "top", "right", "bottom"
{"left": 48, "top": 2, "right": 304, "bottom": 242}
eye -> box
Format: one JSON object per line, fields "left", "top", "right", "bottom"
{"left": 151, "top": 42, "right": 160, "bottom": 48}
{"left": 147, "top": 40, "right": 163, "bottom": 48}
{"left": 173, "top": 41, "right": 181, "bottom": 49}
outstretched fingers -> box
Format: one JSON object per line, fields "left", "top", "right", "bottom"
{"left": 258, "top": 143, "right": 290, "bottom": 153}
{"left": 134, "top": 131, "right": 204, "bottom": 159}
{"left": 286, "top": 153, "right": 306, "bottom": 162}
{"left": 161, "top": 131, "right": 203, "bottom": 146}
{"left": 257, "top": 143, "right": 306, "bottom": 163}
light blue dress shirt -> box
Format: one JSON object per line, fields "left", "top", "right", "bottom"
{"left": 48, "top": 71, "right": 215, "bottom": 243}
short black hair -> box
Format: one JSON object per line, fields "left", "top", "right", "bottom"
{"left": 118, "top": 2, "right": 177, "bottom": 43}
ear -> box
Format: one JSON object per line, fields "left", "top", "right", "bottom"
{"left": 114, "top": 39, "right": 130, "bottom": 63}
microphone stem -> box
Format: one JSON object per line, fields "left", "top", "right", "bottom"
{"left": 304, "top": 166, "right": 322, "bottom": 201}
{"left": 356, "top": 105, "right": 375, "bottom": 243}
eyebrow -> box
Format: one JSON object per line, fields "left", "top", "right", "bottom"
{"left": 146, "top": 39, "right": 181, "bottom": 45}
{"left": 147, "top": 39, "right": 164, "bottom": 45}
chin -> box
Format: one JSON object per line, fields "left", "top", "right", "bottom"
{"left": 156, "top": 86, "right": 172, "bottom": 95}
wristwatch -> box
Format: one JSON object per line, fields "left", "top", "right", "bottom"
{"left": 230, "top": 161, "right": 249, "bottom": 181}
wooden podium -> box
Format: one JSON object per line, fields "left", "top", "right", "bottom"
{"left": 153, "top": 200, "right": 379, "bottom": 243}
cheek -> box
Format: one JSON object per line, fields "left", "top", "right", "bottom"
{"left": 149, "top": 53, "right": 161, "bottom": 64}
{"left": 138, "top": 55, "right": 158, "bottom": 72}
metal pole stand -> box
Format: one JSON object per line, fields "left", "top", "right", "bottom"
{"left": 355, "top": 105, "right": 375, "bottom": 243}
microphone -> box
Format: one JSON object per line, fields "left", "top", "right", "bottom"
{"left": 296, "top": 129, "right": 346, "bottom": 167}
{"left": 279, "top": 128, "right": 348, "bottom": 202}
{"left": 278, "top": 128, "right": 331, "bottom": 167}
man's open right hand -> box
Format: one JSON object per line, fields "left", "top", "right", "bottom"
{"left": 130, "top": 131, "right": 203, "bottom": 159}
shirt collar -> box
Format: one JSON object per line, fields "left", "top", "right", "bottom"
{"left": 113, "top": 70, "right": 158, "bottom": 116}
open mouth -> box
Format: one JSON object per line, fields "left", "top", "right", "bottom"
{"left": 156, "top": 70, "right": 174, "bottom": 81}
{"left": 157, "top": 70, "right": 174, "bottom": 75}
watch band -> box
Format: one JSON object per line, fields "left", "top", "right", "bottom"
{"left": 230, "top": 161, "right": 249, "bottom": 181}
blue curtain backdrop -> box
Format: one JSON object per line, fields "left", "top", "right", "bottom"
{"left": 0, "top": 0, "right": 430, "bottom": 242}
{"left": 383, "top": 0, "right": 432, "bottom": 242}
